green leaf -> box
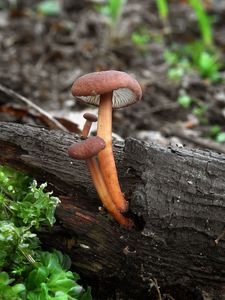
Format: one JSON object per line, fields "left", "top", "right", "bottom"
{"left": 26, "top": 266, "right": 48, "bottom": 290}
{"left": 0, "top": 272, "right": 12, "bottom": 286}
{"left": 168, "top": 67, "right": 185, "bottom": 81}
{"left": 97, "top": 0, "right": 126, "bottom": 25}
{"left": 54, "top": 250, "right": 72, "bottom": 271}
{"left": 188, "top": 0, "right": 213, "bottom": 47}
{"left": 156, "top": 0, "right": 169, "bottom": 20}
{"left": 209, "top": 125, "right": 221, "bottom": 138}
{"left": 11, "top": 179, "right": 60, "bottom": 229}
{"left": 109, "top": 0, "right": 126, "bottom": 23}
{"left": 192, "top": 104, "right": 208, "bottom": 118}
{"left": 131, "top": 32, "right": 150, "bottom": 46}
{"left": 0, "top": 220, "right": 39, "bottom": 269}
{"left": 0, "top": 166, "right": 31, "bottom": 201}
{"left": 48, "top": 275, "right": 76, "bottom": 292}
{"left": 79, "top": 287, "right": 92, "bottom": 300}
{"left": 40, "top": 251, "right": 61, "bottom": 273}
{"left": 37, "top": 0, "right": 61, "bottom": 16}
{"left": 177, "top": 94, "right": 192, "bottom": 108}
{"left": 11, "top": 283, "right": 26, "bottom": 295}
{"left": 216, "top": 132, "right": 225, "bottom": 143}
{"left": 164, "top": 50, "right": 179, "bottom": 65}
{"left": 0, "top": 272, "right": 26, "bottom": 300}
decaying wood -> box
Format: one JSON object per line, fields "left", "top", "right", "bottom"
{"left": 0, "top": 122, "right": 225, "bottom": 300}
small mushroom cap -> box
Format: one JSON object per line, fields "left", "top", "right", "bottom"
{"left": 68, "top": 136, "right": 105, "bottom": 160}
{"left": 83, "top": 112, "right": 98, "bottom": 122}
{"left": 71, "top": 70, "right": 142, "bottom": 109}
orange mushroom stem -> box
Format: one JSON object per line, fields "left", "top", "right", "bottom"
{"left": 68, "top": 113, "right": 133, "bottom": 228}
{"left": 86, "top": 158, "right": 133, "bottom": 228}
{"left": 97, "top": 92, "right": 128, "bottom": 212}
{"left": 81, "top": 112, "right": 98, "bottom": 139}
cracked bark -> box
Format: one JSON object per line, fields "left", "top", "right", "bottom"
{"left": 0, "top": 122, "right": 225, "bottom": 300}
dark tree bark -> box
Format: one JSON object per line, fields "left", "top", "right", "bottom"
{"left": 0, "top": 122, "right": 225, "bottom": 300}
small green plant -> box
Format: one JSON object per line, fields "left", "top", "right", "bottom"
{"left": 96, "top": 0, "right": 126, "bottom": 27}
{"left": 23, "top": 250, "right": 92, "bottom": 299}
{"left": 37, "top": 0, "right": 62, "bottom": 16}
{"left": 164, "top": 42, "right": 222, "bottom": 82}
{"left": 188, "top": 0, "right": 213, "bottom": 47}
{"left": 192, "top": 102, "right": 208, "bottom": 124}
{"left": 0, "top": 165, "right": 92, "bottom": 300}
{"left": 208, "top": 125, "right": 225, "bottom": 143}
{"left": 184, "top": 41, "right": 222, "bottom": 81}
{"left": 177, "top": 92, "right": 193, "bottom": 109}
{"left": 131, "top": 31, "right": 150, "bottom": 46}
{"left": 197, "top": 51, "right": 221, "bottom": 81}
{"left": 164, "top": 49, "right": 191, "bottom": 81}
{"left": 155, "top": 0, "right": 171, "bottom": 34}
{"left": 162, "top": 0, "right": 221, "bottom": 82}
{"left": 131, "top": 30, "right": 151, "bottom": 46}
{"left": 132, "top": 28, "right": 163, "bottom": 47}
{"left": 156, "top": 0, "right": 168, "bottom": 22}
{"left": 177, "top": 91, "right": 209, "bottom": 125}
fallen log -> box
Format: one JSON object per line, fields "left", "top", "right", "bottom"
{"left": 0, "top": 122, "right": 225, "bottom": 300}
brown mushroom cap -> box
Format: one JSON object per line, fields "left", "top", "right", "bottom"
{"left": 83, "top": 112, "right": 98, "bottom": 122}
{"left": 71, "top": 70, "right": 142, "bottom": 109}
{"left": 68, "top": 136, "right": 105, "bottom": 160}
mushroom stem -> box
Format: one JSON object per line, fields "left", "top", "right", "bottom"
{"left": 74, "top": 113, "right": 132, "bottom": 228}
{"left": 81, "top": 113, "right": 98, "bottom": 139}
{"left": 97, "top": 92, "right": 128, "bottom": 212}
{"left": 86, "top": 159, "right": 133, "bottom": 228}
{"left": 82, "top": 120, "right": 92, "bottom": 139}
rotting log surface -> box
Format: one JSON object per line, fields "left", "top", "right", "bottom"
{"left": 0, "top": 122, "right": 225, "bottom": 299}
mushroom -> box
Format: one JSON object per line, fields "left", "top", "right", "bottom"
{"left": 71, "top": 70, "right": 142, "bottom": 212}
{"left": 81, "top": 112, "right": 98, "bottom": 139}
{"left": 68, "top": 136, "right": 105, "bottom": 159}
{"left": 68, "top": 135, "right": 133, "bottom": 228}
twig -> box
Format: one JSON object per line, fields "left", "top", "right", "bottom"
{"left": 164, "top": 125, "right": 225, "bottom": 155}
{"left": 150, "top": 103, "right": 180, "bottom": 114}
{"left": 0, "top": 84, "right": 68, "bottom": 132}
{"left": 149, "top": 278, "right": 163, "bottom": 300}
